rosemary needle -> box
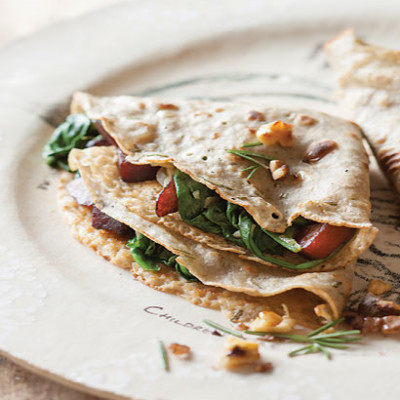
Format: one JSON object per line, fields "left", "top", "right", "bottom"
{"left": 244, "top": 318, "right": 362, "bottom": 359}
{"left": 203, "top": 319, "right": 243, "bottom": 338}
{"left": 159, "top": 340, "right": 169, "bottom": 371}
{"left": 241, "top": 141, "right": 263, "bottom": 148}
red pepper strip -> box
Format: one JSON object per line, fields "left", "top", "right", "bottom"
{"left": 295, "top": 223, "right": 355, "bottom": 260}
{"left": 156, "top": 180, "right": 178, "bottom": 217}
{"left": 118, "top": 150, "right": 159, "bottom": 182}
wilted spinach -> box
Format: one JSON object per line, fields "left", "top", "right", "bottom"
{"left": 127, "top": 232, "right": 199, "bottom": 281}
{"left": 171, "top": 170, "right": 337, "bottom": 270}
{"left": 42, "top": 114, "right": 100, "bottom": 170}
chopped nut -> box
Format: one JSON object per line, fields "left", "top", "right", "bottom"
{"left": 256, "top": 121, "right": 293, "bottom": 147}
{"left": 303, "top": 140, "right": 338, "bottom": 163}
{"left": 158, "top": 103, "right": 179, "bottom": 111}
{"left": 220, "top": 337, "right": 260, "bottom": 370}
{"left": 236, "top": 323, "right": 249, "bottom": 331}
{"left": 250, "top": 305, "right": 295, "bottom": 333}
{"left": 367, "top": 279, "right": 392, "bottom": 296}
{"left": 248, "top": 110, "right": 266, "bottom": 122}
{"left": 358, "top": 293, "right": 400, "bottom": 317}
{"left": 345, "top": 312, "right": 400, "bottom": 335}
{"left": 382, "top": 316, "right": 400, "bottom": 334}
{"left": 314, "top": 304, "right": 334, "bottom": 324}
{"left": 269, "top": 160, "right": 289, "bottom": 180}
{"left": 168, "top": 343, "right": 191, "bottom": 359}
{"left": 294, "top": 114, "right": 317, "bottom": 126}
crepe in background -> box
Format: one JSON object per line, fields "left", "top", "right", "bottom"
{"left": 325, "top": 29, "right": 400, "bottom": 193}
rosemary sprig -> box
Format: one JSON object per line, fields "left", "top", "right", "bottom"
{"left": 203, "top": 319, "right": 243, "bottom": 338}
{"left": 244, "top": 318, "right": 362, "bottom": 359}
{"left": 241, "top": 141, "right": 263, "bottom": 148}
{"left": 159, "top": 340, "right": 169, "bottom": 371}
{"left": 227, "top": 149, "right": 274, "bottom": 180}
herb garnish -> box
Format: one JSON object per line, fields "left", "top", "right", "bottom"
{"left": 203, "top": 319, "right": 243, "bottom": 338}
{"left": 42, "top": 114, "right": 99, "bottom": 171}
{"left": 127, "top": 232, "right": 199, "bottom": 281}
{"left": 159, "top": 340, "right": 169, "bottom": 371}
{"left": 227, "top": 149, "right": 275, "bottom": 180}
{"left": 241, "top": 141, "right": 263, "bottom": 148}
{"left": 245, "top": 318, "right": 362, "bottom": 359}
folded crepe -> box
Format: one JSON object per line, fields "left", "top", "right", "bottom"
{"left": 324, "top": 29, "right": 400, "bottom": 193}
{"left": 48, "top": 92, "right": 379, "bottom": 324}
{"left": 70, "top": 92, "right": 377, "bottom": 272}
{"left": 66, "top": 145, "right": 354, "bottom": 323}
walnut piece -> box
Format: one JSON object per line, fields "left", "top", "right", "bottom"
{"left": 367, "top": 279, "right": 392, "bottom": 296}
{"left": 168, "top": 343, "right": 191, "bottom": 359}
{"left": 358, "top": 293, "right": 400, "bottom": 317}
{"left": 220, "top": 337, "right": 260, "bottom": 370}
{"left": 269, "top": 160, "right": 289, "bottom": 180}
{"left": 346, "top": 312, "right": 400, "bottom": 335}
{"left": 314, "top": 304, "right": 334, "bottom": 324}
{"left": 249, "top": 305, "right": 295, "bottom": 333}
{"left": 256, "top": 121, "right": 293, "bottom": 147}
{"left": 303, "top": 140, "right": 338, "bottom": 163}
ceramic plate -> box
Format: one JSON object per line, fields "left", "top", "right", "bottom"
{"left": 1, "top": 1, "right": 400, "bottom": 399}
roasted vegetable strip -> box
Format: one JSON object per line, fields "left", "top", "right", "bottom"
{"left": 296, "top": 223, "right": 355, "bottom": 259}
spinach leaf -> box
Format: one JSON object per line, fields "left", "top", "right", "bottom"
{"left": 173, "top": 169, "right": 214, "bottom": 220}
{"left": 127, "top": 232, "right": 199, "bottom": 281}
{"left": 42, "top": 114, "right": 99, "bottom": 171}
{"left": 174, "top": 172, "right": 284, "bottom": 257}
{"left": 127, "top": 233, "right": 161, "bottom": 271}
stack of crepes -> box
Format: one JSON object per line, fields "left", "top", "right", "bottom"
{"left": 60, "top": 92, "right": 378, "bottom": 326}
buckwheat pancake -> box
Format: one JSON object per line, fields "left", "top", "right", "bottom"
{"left": 62, "top": 148, "right": 354, "bottom": 324}
{"left": 69, "top": 93, "right": 377, "bottom": 272}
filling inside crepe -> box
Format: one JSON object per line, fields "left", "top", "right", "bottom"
{"left": 43, "top": 112, "right": 366, "bottom": 272}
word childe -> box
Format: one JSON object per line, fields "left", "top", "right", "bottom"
{"left": 144, "top": 306, "right": 214, "bottom": 335}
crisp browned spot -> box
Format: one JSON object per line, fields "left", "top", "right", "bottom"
{"left": 303, "top": 140, "right": 338, "bottom": 163}
{"left": 215, "top": 108, "right": 225, "bottom": 112}
{"left": 248, "top": 128, "right": 256, "bottom": 135}
{"left": 248, "top": 110, "right": 266, "bottom": 122}
{"left": 378, "top": 147, "right": 400, "bottom": 173}
{"left": 194, "top": 111, "right": 213, "bottom": 117}
{"left": 213, "top": 132, "right": 220, "bottom": 139}
{"left": 375, "top": 136, "right": 387, "bottom": 145}
{"left": 138, "top": 102, "right": 146, "bottom": 110}
{"left": 158, "top": 103, "right": 179, "bottom": 111}
{"left": 294, "top": 114, "right": 317, "bottom": 126}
